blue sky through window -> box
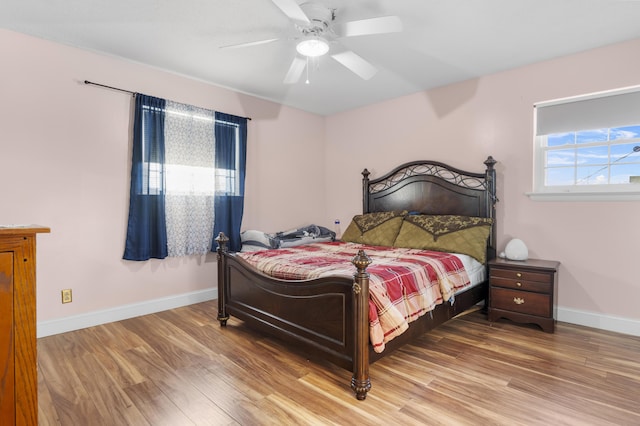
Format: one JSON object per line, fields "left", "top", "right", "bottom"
{"left": 544, "top": 125, "right": 640, "bottom": 186}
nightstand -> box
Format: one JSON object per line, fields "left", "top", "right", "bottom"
{"left": 487, "top": 258, "right": 560, "bottom": 333}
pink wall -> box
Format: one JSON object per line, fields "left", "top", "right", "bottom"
{"left": 2, "top": 28, "right": 638, "bottom": 332}
{"left": 326, "top": 38, "right": 640, "bottom": 323}
{"left": 0, "top": 30, "right": 326, "bottom": 323}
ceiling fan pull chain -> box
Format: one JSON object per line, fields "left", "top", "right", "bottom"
{"left": 305, "top": 57, "right": 310, "bottom": 84}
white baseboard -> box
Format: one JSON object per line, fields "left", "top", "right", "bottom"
{"left": 37, "top": 288, "right": 217, "bottom": 338}
{"left": 557, "top": 306, "right": 640, "bottom": 337}
{"left": 37, "top": 293, "right": 639, "bottom": 340}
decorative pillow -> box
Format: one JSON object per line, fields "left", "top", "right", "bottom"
{"left": 341, "top": 210, "right": 408, "bottom": 246}
{"left": 240, "top": 230, "right": 278, "bottom": 252}
{"left": 393, "top": 215, "right": 493, "bottom": 263}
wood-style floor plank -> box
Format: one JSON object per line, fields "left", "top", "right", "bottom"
{"left": 38, "top": 301, "right": 640, "bottom": 425}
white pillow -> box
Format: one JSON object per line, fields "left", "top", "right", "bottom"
{"left": 240, "top": 230, "right": 277, "bottom": 252}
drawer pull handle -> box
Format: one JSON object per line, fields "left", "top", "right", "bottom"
{"left": 516, "top": 282, "right": 522, "bottom": 287}
{"left": 516, "top": 272, "right": 522, "bottom": 278}
{"left": 513, "top": 297, "right": 525, "bottom": 305}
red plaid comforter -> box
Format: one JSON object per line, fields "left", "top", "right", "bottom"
{"left": 237, "top": 242, "right": 471, "bottom": 353}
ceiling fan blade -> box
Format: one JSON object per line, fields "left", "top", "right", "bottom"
{"left": 284, "top": 57, "right": 306, "bottom": 84}
{"left": 219, "top": 38, "right": 279, "bottom": 49}
{"left": 331, "top": 51, "right": 378, "bottom": 80}
{"left": 334, "top": 16, "right": 403, "bottom": 37}
{"left": 271, "top": 0, "right": 310, "bottom": 24}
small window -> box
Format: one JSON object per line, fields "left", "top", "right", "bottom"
{"left": 139, "top": 108, "right": 242, "bottom": 198}
{"left": 531, "top": 87, "right": 640, "bottom": 201}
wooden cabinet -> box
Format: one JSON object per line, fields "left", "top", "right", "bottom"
{"left": 488, "top": 258, "right": 559, "bottom": 333}
{"left": 0, "top": 226, "right": 49, "bottom": 425}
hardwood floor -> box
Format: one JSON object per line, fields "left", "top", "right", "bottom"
{"left": 38, "top": 301, "right": 640, "bottom": 425}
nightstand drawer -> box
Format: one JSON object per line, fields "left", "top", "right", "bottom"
{"left": 490, "top": 288, "right": 551, "bottom": 317}
{"left": 490, "top": 276, "right": 551, "bottom": 293}
{"left": 490, "top": 268, "right": 551, "bottom": 283}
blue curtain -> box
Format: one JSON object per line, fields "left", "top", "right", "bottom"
{"left": 123, "top": 95, "right": 168, "bottom": 260}
{"left": 212, "top": 112, "right": 247, "bottom": 252}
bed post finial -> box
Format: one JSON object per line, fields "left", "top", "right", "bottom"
{"left": 484, "top": 156, "right": 497, "bottom": 171}
{"left": 215, "top": 232, "right": 230, "bottom": 326}
{"left": 215, "top": 232, "right": 229, "bottom": 253}
{"left": 351, "top": 249, "right": 372, "bottom": 400}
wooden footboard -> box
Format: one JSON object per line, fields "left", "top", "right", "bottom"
{"left": 216, "top": 233, "right": 373, "bottom": 400}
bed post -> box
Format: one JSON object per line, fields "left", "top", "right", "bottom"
{"left": 215, "top": 232, "right": 230, "bottom": 326}
{"left": 351, "top": 249, "right": 372, "bottom": 400}
{"left": 484, "top": 156, "right": 498, "bottom": 259}
{"left": 362, "top": 168, "right": 371, "bottom": 214}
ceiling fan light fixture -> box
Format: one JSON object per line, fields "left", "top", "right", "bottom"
{"left": 296, "top": 37, "right": 329, "bottom": 57}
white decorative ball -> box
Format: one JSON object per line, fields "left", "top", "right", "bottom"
{"left": 504, "top": 238, "right": 528, "bottom": 261}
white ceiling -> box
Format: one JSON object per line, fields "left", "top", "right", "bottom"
{"left": 3, "top": 0, "right": 640, "bottom": 115}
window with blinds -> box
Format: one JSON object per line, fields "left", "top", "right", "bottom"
{"left": 531, "top": 86, "right": 640, "bottom": 200}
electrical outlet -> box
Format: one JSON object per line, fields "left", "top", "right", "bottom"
{"left": 61, "top": 289, "right": 72, "bottom": 304}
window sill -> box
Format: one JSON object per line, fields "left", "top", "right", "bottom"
{"left": 526, "top": 191, "right": 640, "bottom": 202}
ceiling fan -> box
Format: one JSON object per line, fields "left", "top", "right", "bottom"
{"left": 220, "top": 0, "right": 402, "bottom": 84}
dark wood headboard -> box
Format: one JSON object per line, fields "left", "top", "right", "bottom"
{"left": 362, "top": 156, "right": 498, "bottom": 259}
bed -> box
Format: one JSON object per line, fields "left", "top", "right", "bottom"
{"left": 215, "top": 156, "right": 497, "bottom": 400}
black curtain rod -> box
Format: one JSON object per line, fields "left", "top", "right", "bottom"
{"left": 84, "top": 80, "right": 135, "bottom": 95}
{"left": 83, "top": 80, "right": 252, "bottom": 121}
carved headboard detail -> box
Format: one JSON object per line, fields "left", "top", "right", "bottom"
{"left": 362, "top": 156, "right": 498, "bottom": 259}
